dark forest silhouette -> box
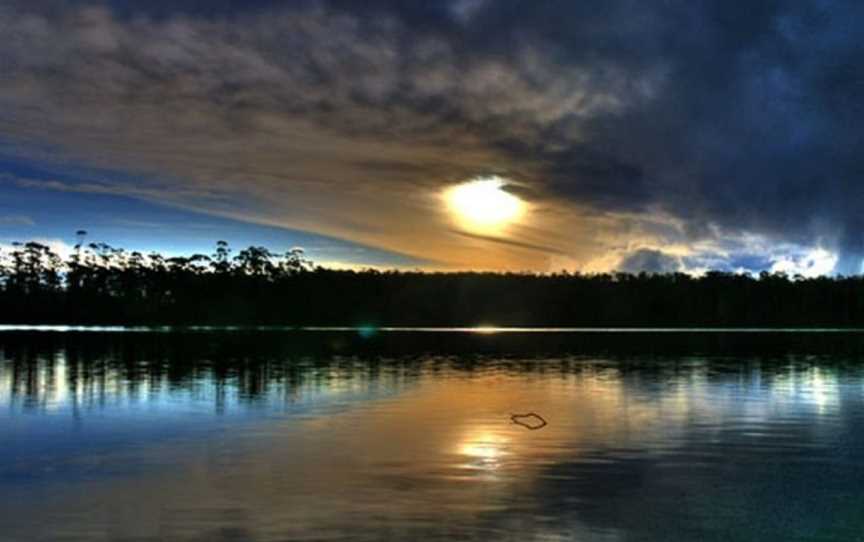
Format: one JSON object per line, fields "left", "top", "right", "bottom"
{"left": 2, "top": 236, "right": 864, "bottom": 326}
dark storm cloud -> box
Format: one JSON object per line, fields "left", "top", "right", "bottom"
{"left": 1, "top": 0, "right": 862, "bottom": 271}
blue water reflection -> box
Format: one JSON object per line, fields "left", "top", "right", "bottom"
{"left": 2, "top": 332, "right": 864, "bottom": 541}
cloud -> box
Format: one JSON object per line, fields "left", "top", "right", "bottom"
{"left": 2, "top": 173, "right": 224, "bottom": 204}
{"left": 770, "top": 248, "right": 839, "bottom": 277}
{"left": 0, "top": 215, "right": 34, "bottom": 226}
{"left": 449, "top": 229, "right": 568, "bottom": 256}
{"left": 0, "top": 1, "right": 862, "bottom": 272}
{"left": 618, "top": 249, "right": 682, "bottom": 274}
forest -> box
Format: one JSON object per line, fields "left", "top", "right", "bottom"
{"left": 3, "top": 236, "right": 864, "bottom": 327}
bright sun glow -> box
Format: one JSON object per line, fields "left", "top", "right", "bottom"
{"left": 446, "top": 176, "right": 524, "bottom": 233}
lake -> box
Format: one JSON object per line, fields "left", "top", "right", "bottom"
{"left": 2, "top": 329, "right": 864, "bottom": 541}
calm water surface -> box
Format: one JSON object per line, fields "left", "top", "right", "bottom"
{"left": 2, "top": 330, "right": 864, "bottom": 541}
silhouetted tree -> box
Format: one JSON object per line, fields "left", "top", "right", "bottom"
{"left": 3, "top": 234, "right": 864, "bottom": 326}
{"left": 211, "top": 240, "right": 232, "bottom": 274}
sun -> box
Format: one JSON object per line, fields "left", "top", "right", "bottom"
{"left": 445, "top": 176, "right": 525, "bottom": 233}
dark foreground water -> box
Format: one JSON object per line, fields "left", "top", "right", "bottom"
{"left": 3, "top": 330, "right": 864, "bottom": 541}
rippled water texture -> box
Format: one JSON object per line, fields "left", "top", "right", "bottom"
{"left": 3, "top": 330, "right": 864, "bottom": 541}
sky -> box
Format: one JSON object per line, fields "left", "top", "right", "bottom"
{"left": 1, "top": 0, "right": 862, "bottom": 274}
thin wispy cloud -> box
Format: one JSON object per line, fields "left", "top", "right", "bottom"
{"left": 0, "top": 215, "right": 34, "bottom": 226}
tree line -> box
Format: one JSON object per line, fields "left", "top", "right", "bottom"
{"left": 3, "top": 235, "right": 864, "bottom": 326}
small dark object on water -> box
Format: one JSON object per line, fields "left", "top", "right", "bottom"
{"left": 511, "top": 412, "right": 547, "bottom": 430}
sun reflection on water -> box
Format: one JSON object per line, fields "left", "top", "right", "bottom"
{"left": 458, "top": 430, "right": 510, "bottom": 474}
